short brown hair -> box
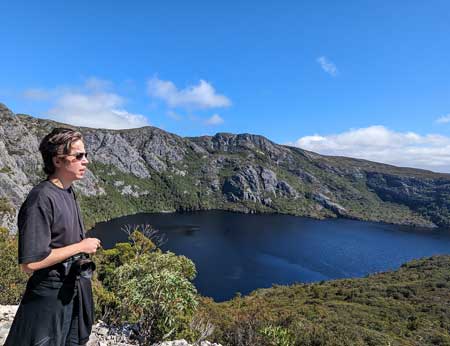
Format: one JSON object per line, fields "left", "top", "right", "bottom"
{"left": 39, "top": 128, "right": 83, "bottom": 175}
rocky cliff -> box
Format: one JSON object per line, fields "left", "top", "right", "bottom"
{"left": 1, "top": 103, "right": 449, "bottom": 232}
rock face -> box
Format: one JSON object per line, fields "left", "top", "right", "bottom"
{"left": 222, "top": 165, "right": 298, "bottom": 203}
{"left": 1, "top": 102, "right": 450, "bottom": 231}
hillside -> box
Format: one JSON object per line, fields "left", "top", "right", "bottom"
{"left": 200, "top": 255, "right": 450, "bottom": 345}
{"left": 1, "top": 103, "right": 449, "bottom": 232}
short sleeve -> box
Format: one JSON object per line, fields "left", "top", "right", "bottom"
{"left": 18, "top": 194, "right": 53, "bottom": 264}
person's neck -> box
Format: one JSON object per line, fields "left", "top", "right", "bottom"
{"left": 48, "top": 175, "right": 73, "bottom": 190}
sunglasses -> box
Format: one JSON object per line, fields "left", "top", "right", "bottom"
{"left": 59, "top": 152, "right": 89, "bottom": 161}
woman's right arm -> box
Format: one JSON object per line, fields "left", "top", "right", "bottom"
{"left": 20, "top": 237, "right": 101, "bottom": 273}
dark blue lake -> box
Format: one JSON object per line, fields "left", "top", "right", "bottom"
{"left": 90, "top": 210, "right": 450, "bottom": 302}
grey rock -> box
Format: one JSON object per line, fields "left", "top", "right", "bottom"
{"left": 84, "top": 131, "right": 151, "bottom": 178}
{"left": 222, "top": 165, "right": 298, "bottom": 203}
{"left": 73, "top": 170, "right": 105, "bottom": 197}
{"left": 0, "top": 305, "right": 18, "bottom": 345}
{"left": 260, "top": 167, "right": 277, "bottom": 195}
{"left": 155, "top": 340, "right": 222, "bottom": 346}
{"left": 276, "top": 180, "right": 298, "bottom": 198}
{"left": 313, "top": 193, "right": 347, "bottom": 215}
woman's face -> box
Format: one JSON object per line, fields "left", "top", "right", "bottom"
{"left": 55, "top": 139, "right": 89, "bottom": 182}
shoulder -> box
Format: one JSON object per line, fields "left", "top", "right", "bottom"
{"left": 18, "top": 182, "right": 56, "bottom": 226}
{"left": 27, "top": 180, "right": 54, "bottom": 198}
{"left": 21, "top": 181, "right": 56, "bottom": 210}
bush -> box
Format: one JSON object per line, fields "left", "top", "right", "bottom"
{"left": 93, "top": 229, "right": 199, "bottom": 345}
{"left": 0, "top": 227, "right": 28, "bottom": 304}
{"left": 113, "top": 255, "right": 198, "bottom": 343}
{"left": 260, "top": 325, "right": 294, "bottom": 346}
{"left": 0, "top": 198, "right": 13, "bottom": 214}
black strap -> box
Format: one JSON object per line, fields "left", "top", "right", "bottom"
{"left": 70, "top": 186, "right": 86, "bottom": 240}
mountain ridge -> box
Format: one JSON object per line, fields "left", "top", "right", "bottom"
{"left": 1, "top": 103, "right": 449, "bottom": 232}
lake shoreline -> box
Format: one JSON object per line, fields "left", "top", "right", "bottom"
{"left": 89, "top": 207, "right": 441, "bottom": 235}
{"left": 90, "top": 210, "right": 450, "bottom": 301}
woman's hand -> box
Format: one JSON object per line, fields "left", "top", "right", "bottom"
{"left": 79, "top": 237, "right": 101, "bottom": 254}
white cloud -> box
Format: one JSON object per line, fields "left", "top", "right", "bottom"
{"left": 23, "top": 88, "right": 53, "bottom": 101}
{"left": 205, "top": 114, "right": 224, "bottom": 125}
{"left": 48, "top": 92, "right": 148, "bottom": 129}
{"left": 25, "top": 79, "right": 149, "bottom": 129}
{"left": 147, "top": 77, "right": 231, "bottom": 110}
{"left": 290, "top": 125, "right": 450, "bottom": 173}
{"left": 436, "top": 114, "right": 450, "bottom": 124}
{"left": 317, "top": 56, "right": 338, "bottom": 77}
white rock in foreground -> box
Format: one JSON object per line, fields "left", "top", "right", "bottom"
{"left": 0, "top": 305, "right": 222, "bottom": 346}
{"left": 155, "top": 341, "right": 221, "bottom": 346}
{"left": 0, "top": 306, "right": 18, "bottom": 346}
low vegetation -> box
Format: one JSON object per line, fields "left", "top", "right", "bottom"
{"left": 1, "top": 226, "right": 449, "bottom": 345}
{"left": 0, "top": 227, "right": 28, "bottom": 304}
{"left": 0, "top": 198, "right": 13, "bottom": 214}
{"left": 92, "top": 228, "right": 200, "bottom": 344}
{"left": 198, "top": 255, "right": 450, "bottom": 346}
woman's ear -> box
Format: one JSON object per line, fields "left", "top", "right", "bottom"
{"left": 52, "top": 155, "right": 63, "bottom": 168}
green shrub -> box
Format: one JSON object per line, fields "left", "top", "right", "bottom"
{"left": 0, "top": 198, "right": 13, "bottom": 214}
{"left": 198, "top": 255, "right": 450, "bottom": 346}
{"left": 93, "top": 229, "right": 198, "bottom": 344}
{"left": 113, "top": 256, "right": 198, "bottom": 343}
{"left": 0, "top": 227, "right": 28, "bottom": 304}
{"left": 260, "top": 326, "right": 294, "bottom": 346}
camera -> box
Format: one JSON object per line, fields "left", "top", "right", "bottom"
{"left": 61, "top": 253, "right": 96, "bottom": 279}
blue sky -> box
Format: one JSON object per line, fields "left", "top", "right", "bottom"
{"left": 1, "top": 1, "right": 450, "bottom": 172}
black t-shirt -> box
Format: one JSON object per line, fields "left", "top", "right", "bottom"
{"left": 18, "top": 180, "right": 85, "bottom": 265}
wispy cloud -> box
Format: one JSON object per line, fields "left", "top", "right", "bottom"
{"left": 166, "top": 110, "right": 182, "bottom": 121}
{"left": 290, "top": 125, "right": 450, "bottom": 173}
{"left": 205, "top": 113, "right": 224, "bottom": 126}
{"left": 23, "top": 88, "right": 53, "bottom": 101}
{"left": 23, "top": 78, "right": 149, "bottom": 129}
{"left": 84, "top": 77, "right": 113, "bottom": 92}
{"left": 436, "top": 114, "right": 450, "bottom": 124}
{"left": 317, "top": 56, "right": 338, "bottom": 77}
{"left": 147, "top": 77, "right": 231, "bottom": 110}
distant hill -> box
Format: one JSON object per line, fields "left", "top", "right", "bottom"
{"left": 1, "top": 103, "right": 449, "bottom": 231}
{"left": 200, "top": 255, "right": 450, "bottom": 345}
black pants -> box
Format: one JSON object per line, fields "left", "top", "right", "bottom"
{"left": 5, "top": 275, "right": 85, "bottom": 346}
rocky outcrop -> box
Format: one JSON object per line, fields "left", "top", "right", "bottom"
{"left": 84, "top": 131, "right": 152, "bottom": 179}
{"left": 365, "top": 173, "right": 448, "bottom": 206}
{"left": 1, "top": 103, "right": 450, "bottom": 231}
{"left": 312, "top": 192, "right": 347, "bottom": 216}
{"left": 222, "top": 165, "right": 298, "bottom": 204}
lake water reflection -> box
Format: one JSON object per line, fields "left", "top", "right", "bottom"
{"left": 90, "top": 210, "right": 450, "bottom": 302}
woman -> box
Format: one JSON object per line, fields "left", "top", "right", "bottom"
{"left": 5, "top": 128, "right": 101, "bottom": 346}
